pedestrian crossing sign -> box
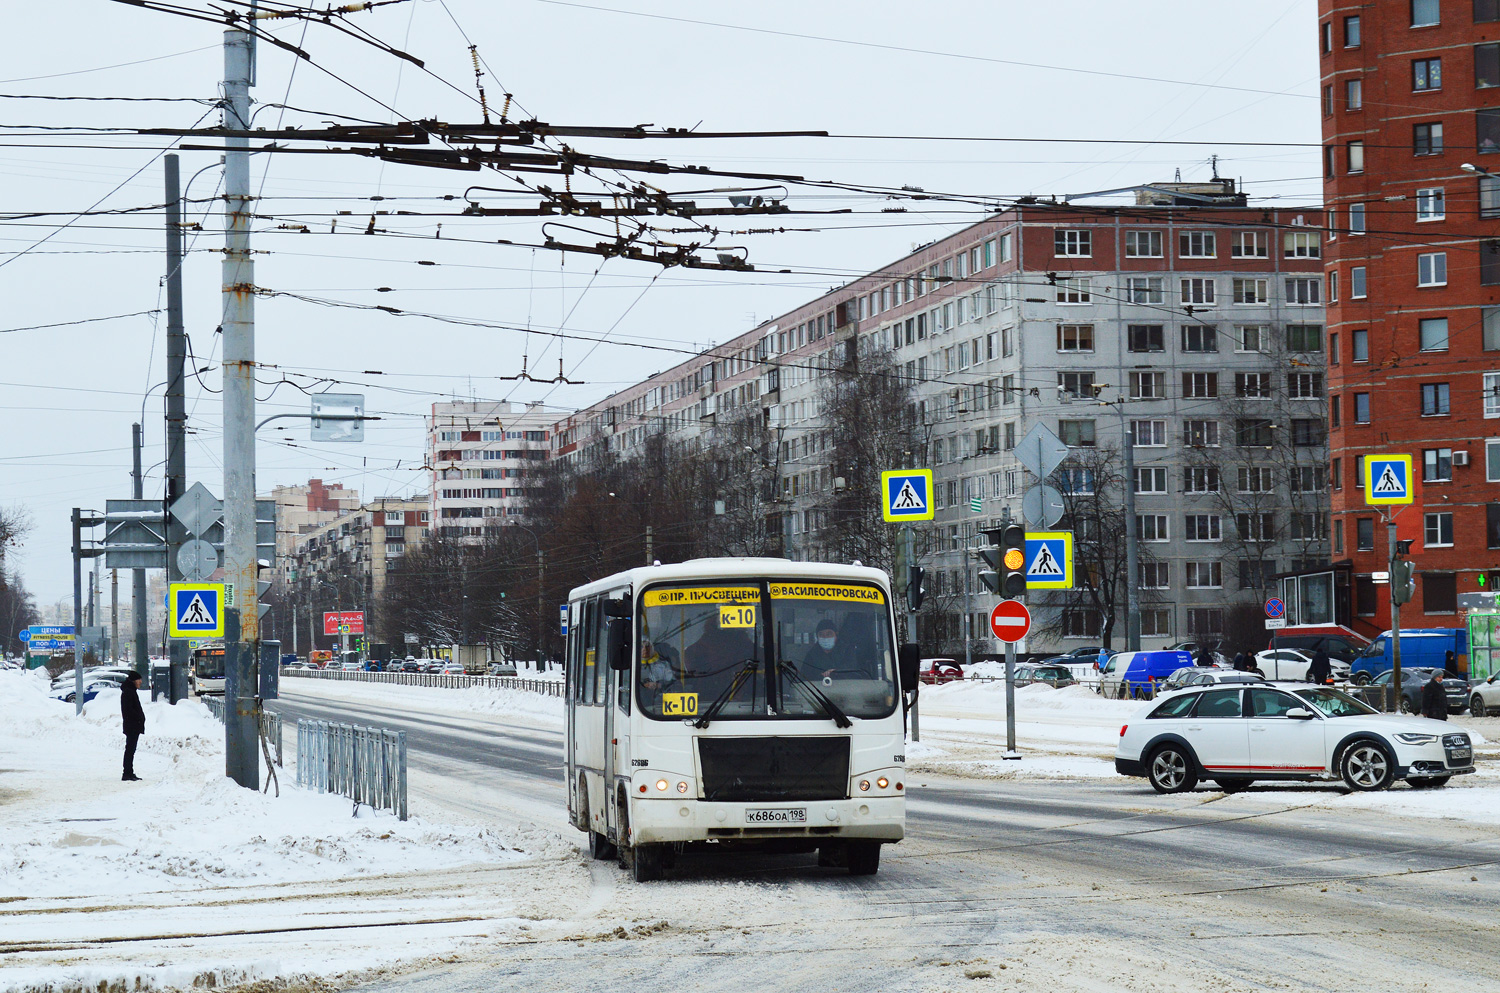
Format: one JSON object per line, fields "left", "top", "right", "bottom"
{"left": 881, "top": 469, "right": 934, "bottom": 522}
{"left": 168, "top": 582, "right": 224, "bottom": 639}
{"left": 1364, "top": 454, "right": 1413, "bottom": 506}
{"left": 1024, "top": 531, "right": 1074, "bottom": 590}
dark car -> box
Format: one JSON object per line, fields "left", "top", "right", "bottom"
{"left": 1160, "top": 666, "right": 1265, "bottom": 692}
{"left": 1370, "top": 668, "right": 1470, "bottom": 715}
{"left": 1013, "top": 664, "right": 1074, "bottom": 687}
{"left": 400, "top": 658, "right": 423, "bottom": 673}
{"left": 1270, "top": 634, "right": 1365, "bottom": 664}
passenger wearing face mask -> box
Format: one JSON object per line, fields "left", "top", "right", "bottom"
{"left": 800, "top": 618, "right": 849, "bottom": 682}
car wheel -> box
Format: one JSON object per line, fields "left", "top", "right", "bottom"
{"left": 1352, "top": 672, "right": 1371, "bottom": 686}
{"left": 1398, "top": 695, "right": 1417, "bottom": 716}
{"left": 1214, "top": 778, "right": 1253, "bottom": 793}
{"left": 1340, "top": 741, "right": 1395, "bottom": 792}
{"left": 1471, "top": 696, "right": 1488, "bottom": 719}
{"left": 847, "top": 841, "right": 881, "bottom": 876}
{"left": 1147, "top": 745, "right": 1199, "bottom": 794}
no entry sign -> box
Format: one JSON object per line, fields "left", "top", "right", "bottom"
{"left": 989, "top": 601, "right": 1032, "bottom": 643}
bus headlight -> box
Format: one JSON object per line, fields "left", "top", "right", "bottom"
{"left": 676, "top": 781, "right": 689, "bottom": 794}
{"left": 876, "top": 777, "right": 889, "bottom": 789}
{"left": 859, "top": 780, "right": 871, "bottom": 792}
{"left": 656, "top": 779, "right": 669, "bottom": 792}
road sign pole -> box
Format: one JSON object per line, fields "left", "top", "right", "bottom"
{"left": 131, "top": 423, "right": 149, "bottom": 684}
{"left": 1003, "top": 507, "right": 1018, "bottom": 756}
{"left": 906, "top": 525, "right": 919, "bottom": 744}
{"left": 1388, "top": 518, "right": 1402, "bottom": 713}
{"left": 1122, "top": 410, "right": 1140, "bottom": 652}
{"left": 164, "top": 154, "right": 189, "bottom": 705}
{"left": 72, "top": 508, "right": 84, "bottom": 716}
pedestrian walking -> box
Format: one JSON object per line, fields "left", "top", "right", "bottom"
{"left": 1232, "top": 652, "right": 1250, "bottom": 672}
{"left": 1307, "top": 649, "right": 1332, "bottom": 685}
{"left": 1195, "top": 645, "right": 1214, "bottom": 668}
{"left": 1444, "top": 649, "right": 1460, "bottom": 679}
{"left": 121, "top": 670, "right": 145, "bottom": 781}
{"left": 1420, "top": 669, "right": 1449, "bottom": 722}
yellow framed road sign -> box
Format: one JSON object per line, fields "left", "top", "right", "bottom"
{"left": 1024, "top": 531, "right": 1074, "bottom": 590}
{"left": 1364, "top": 454, "right": 1414, "bottom": 506}
{"left": 168, "top": 582, "right": 225, "bottom": 639}
{"left": 881, "top": 469, "right": 934, "bottom": 522}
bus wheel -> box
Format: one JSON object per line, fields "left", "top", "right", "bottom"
{"left": 590, "top": 830, "right": 617, "bottom": 861}
{"left": 847, "top": 841, "right": 881, "bottom": 876}
{"left": 631, "top": 843, "right": 665, "bottom": 882}
{"left": 574, "top": 775, "right": 590, "bottom": 833}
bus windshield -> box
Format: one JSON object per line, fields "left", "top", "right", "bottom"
{"left": 637, "top": 579, "right": 896, "bottom": 722}
{"left": 192, "top": 648, "right": 226, "bottom": 679}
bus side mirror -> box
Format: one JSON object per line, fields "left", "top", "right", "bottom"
{"left": 607, "top": 618, "right": 632, "bottom": 671}
{"left": 603, "top": 599, "right": 633, "bottom": 619}
{"left": 898, "top": 643, "right": 921, "bottom": 692}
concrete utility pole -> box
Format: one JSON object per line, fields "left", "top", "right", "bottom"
{"left": 1121, "top": 412, "right": 1140, "bottom": 652}
{"left": 221, "top": 23, "right": 260, "bottom": 789}
{"left": 131, "top": 423, "right": 148, "bottom": 682}
{"left": 110, "top": 569, "right": 119, "bottom": 663}
{"left": 163, "top": 155, "right": 189, "bottom": 703}
{"left": 72, "top": 509, "right": 84, "bottom": 715}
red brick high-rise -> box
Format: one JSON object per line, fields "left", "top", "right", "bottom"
{"left": 1320, "top": 0, "right": 1500, "bottom": 635}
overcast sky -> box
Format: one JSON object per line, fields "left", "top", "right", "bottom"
{"left": 2, "top": 0, "right": 1320, "bottom": 608}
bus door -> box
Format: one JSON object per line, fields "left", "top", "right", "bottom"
{"left": 603, "top": 592, "right": 632, "bottom": 844}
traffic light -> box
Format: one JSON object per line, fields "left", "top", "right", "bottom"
{"left": 1391, "top": 558, "right": 1416, "bottom": 606}
{"left": 979, "top": 525, "right": 1027, "bottom": 599}
{"left": 906, "top": 566, "right": 926, "bottom": 612}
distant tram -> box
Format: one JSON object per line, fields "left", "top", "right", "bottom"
{"left": 565, "top": 558, "right": 914, "bottom": 880}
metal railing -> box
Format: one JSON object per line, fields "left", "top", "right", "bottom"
{"left": 280, "top": 667, "right": 565, "bottom": 697}
{"left": 296, "top": 719, "right": 408, "bottom": 820}
{"left": 201, "top": 694, "right": 284, "bottom": 766}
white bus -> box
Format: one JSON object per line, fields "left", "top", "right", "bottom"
{"left": 565, "top": 558, "right": 916, "bottom": 881}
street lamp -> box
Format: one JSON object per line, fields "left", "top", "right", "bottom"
{"left": 1461, "top": 163, "right": 1496, "bottom": 177}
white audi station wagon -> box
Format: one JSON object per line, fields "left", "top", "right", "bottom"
{"left": 1115, "top": 684, "right": 1473, "bottom": 793}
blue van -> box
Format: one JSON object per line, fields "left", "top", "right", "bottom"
{"left": 1100, "top": 650, "right": 1193, "bottom": 698}
{"left": 1349, "top": 628, "right": 1467, "bottom": 683}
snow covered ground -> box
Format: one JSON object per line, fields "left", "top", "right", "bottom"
{"left": 0, "top": 668, "right": 572, "bottom": 993}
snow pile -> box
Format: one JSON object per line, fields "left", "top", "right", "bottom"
{"left": 0, "top": 669, "right": 551, "bottom": 993}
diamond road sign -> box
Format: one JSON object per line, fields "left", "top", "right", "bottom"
{"left": 170, "top": 481, "right": 222, "bottom": 537}
{"left": 1017, "top": 423, "right": 1071, "bottom": 480}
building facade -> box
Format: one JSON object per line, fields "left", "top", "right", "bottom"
{"left": 550, "top": 180, "right": 1329, "bottom": 654}
{"left": 269, "top": 478, "right": 361, "bottom": 591}
{"left": 1319, "top": 0, "right": 1500, "bottom": 635}
{"left": 429, "top": 401, "right": 554, "bottom": 538}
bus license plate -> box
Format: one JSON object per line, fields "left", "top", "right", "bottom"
{"left": 746, "top": 807, "right": 806, "bottom": 825}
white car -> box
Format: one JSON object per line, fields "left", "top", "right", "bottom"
{"left": 440, "top": 661, "right": 466, "bottom": 675}
{"left": 1254, "top": 648, "right": 1351, "bottom": 682}
{"left": 1115, "top": 683, "right": 1473, "bottom": 793}
{"left": 1468, "top": 675, "right": 1500, "bottom": 717}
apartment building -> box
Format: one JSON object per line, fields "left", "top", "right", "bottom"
{"left": 552, "top": 179, "right": 1328, "bottom": 654}
{"left": 1319, "top": 0, "right": 1500, "bottom": 632}
{"left": 269, "top": 478, "right": 360, "bottom": 590}
{"left": 428, "top": 400, "right": 554, "bottom": 538}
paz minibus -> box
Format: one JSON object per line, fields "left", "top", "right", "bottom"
{"left": 565, "top": 558, "right": 916, "bottom": 881}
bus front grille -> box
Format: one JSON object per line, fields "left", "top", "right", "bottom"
{"left": 697, "top": 736, "right": 850, "bottom": 802}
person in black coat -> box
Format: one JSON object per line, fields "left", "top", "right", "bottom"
{"left": 1195, "top": 645, "right": 1215, "bottom": 668}
{"left": 1420, "top": 669, "right": 1449, "bottom": 722}
{"left": 1307, "top": 650, "right": 1332, "bottom": 685}
{"left": 121, "top": 671, "right": 145, "bottom": 781}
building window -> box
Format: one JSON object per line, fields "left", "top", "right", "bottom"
{"left": 1351, "top": 266, "right": 1367, "bottom": 298}
{"left": 1058, "top": 420, "right": 1096, "bottom": 447}
{"left": 1182, "top": 372, "right": 1218, "bottom": 399}
{"left": 1232, "top": 278, "right": 1268, "bottom": 304}
{"left": 1125, "top": 230, "right": 1163, "bottom": 257}
{"left": 1485, "top": 372, "right": 1500, "bottom": 417}
{"left": 1058, "top": 371, "right": 1095, "bottom": 397}
{"left": 1062, "top": 610, "right": 1102, "bottom": 639}
{"left": 1484, "top": 175, "right": 1500, "bottom": 217}
{"left": 1348, "top": 140, "right": 1365, "bottom": 172}
{"left": 1135, "top": 467, "right": 1168, "bottom": 494}
{"left": 1413, "top": 57, "right": 1443, "bottom": 90}
{"left": 1187, "top": 608, "right": 1225, "bottom": 639}
{"left": 1424, "top": 447, "right": 1454, "bottom": 481}
{"left": 1236, "top": 325, "right": 1268, "bottom": 353}
{"left": 1348, "top": 203, "right": 1366, "bottom": 235}
{"left": 1287, "top": 324, "right": 1324, "bottom": 352}
{"left": 1290, "top": 512, "right": 1323, "bottom": 540}
{"left": 1290, "top": 466, "right": 1326, "bottom": 493}
{"left": 1344, "top": 13, "right": 1362, "bottom": 44}
{"left": 1355, "top": 393, "right": 1371, "bottom": 423}
{"left": 1237, "top": 514, "right": 1275, "bottom": 542}
{"left": 1284, "top": 231, "right": 1321, "bottom": 258}
{"left": 1342, "top": 80, "right": 1363, "bottom": 114}
{"left": 1056, "top": 278, "right": 1091, "bottom": 304}
{"left": 1238, "top": 466, "right": 1274, "bottom": 492}
{"left": 1420, "top": 317, "right": 1450, "bottom": 351}
{"left": 1180, "top": 278, "right": 1215, "bottom": 304}
{"left": 1130, "top": 420, "right": 1166, "bottom": 448}
{"left": 1411, "top": 0, "right": 1440, "bottom": 26}
{"left": 1422, "top": 382, "right": 1451, "bottom": 415}
{"left": 1288, "top": 373, "right": 1324, "bottom": 399}
{"left": 1179, "top": 231, "right": 1216, "bottom": 258}
{"left": 1292, "top": 418, "right": 1327, "bottom": 446}
{"left": 1184, "top": 466, "right": 1220, "bottom": 493}
{"left": 1481, "top": 108, "right": 1500, "bottom": 153}
{"left": 1414, "top": 122, "right": 1444, "bottom": 155}
{"left": 1490, "top": 503, "right": 1500, "bottom": 548}
{"left": 1128, "top": 324, "right": 1165, "bottom": 352}
{"left": 1237, "top": 420, "right": 1274, "bottom": 448}
{"left": 1285, "top": 278, "right": 1322, "bottom": 305}
{"left": 1416, "top": 187, "right": 1445, "bottom": 220}
{"left": 1181, "top": 324, "right": 1218, "bottom": 353}
{"left": 1184, "top": 420, "right": 1219, "bottom": 447}
{"left": 1054, "top": 229, "right": 1092, "bottom": 257}
{"left": 1056, "top": 324, "right": 1094, "bottom": 352}
{"left": 1231, "top": 231, "right": 1268, "bottom": 258}
{"left": 1321, "top": 19, "right": 1333, "bottom": 53}
{"left": 1424, "top": 573, "right": 1458, "bottom": 614}
{"left": 1356, "top": 517, "right": 1375, "bottom": 551}
{"left": 1482, "top": 240, "right": 1500, "bottom": 285}
{"left": 1126, "top": 276, "right": 1166, "bottom": 304}
{"left": 1481, "top": 0, "right": 1500, "bottom": 24}
{"left": 1058, "top": 467, "right": 1095, "bottom": 494}
{"left": 1139, "top": 562, "right": 1170, "bottom": 590}
{"left": 1138, "top": 515, "right": 1170, "bottom": 542}
{"left": 1418, "top": 252, "right": 1448, "bottom": 286}
{"left": 1425, "top": 512, "right": 1455, "bottom": 547}
{"left": 1186, "top": 563, "right": 1224, "bottom": 589}
{"left": 1353, "top": 328, "right": 1369, "bottom": 361}
{"left": 1236, "top": 373, "right": 1272, "bottom": 399}
{"left": 1332, "top": 457, "right": 1343, "bottom": 491}
{"left": 1002, "top": 373, "right": 1016, "bottom": 404}
{"left": 1130, "top": 373, "right": 1166, "bottom": 400}
{"left": 1185, "top": 515, "right": 1222, "bottom": 542}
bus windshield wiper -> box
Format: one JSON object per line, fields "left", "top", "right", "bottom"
{"left": 693, "top": 658, "right": 760, "bottom": 729}
{"left": 778, "top": 662, "right": 853, "bottom": 729}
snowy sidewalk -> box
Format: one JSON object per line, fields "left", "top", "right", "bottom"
{"left": 0, "top": 669, "right": 574, "bottom": 993}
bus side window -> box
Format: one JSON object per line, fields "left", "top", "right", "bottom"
{"left": 581, "top": 598, "right": 598, "bottom": 705}
{"left": 617, "top": 610, "right": 631, "bottom": 714}
{"left": 592, "top": 597, "right": 608, "bottom": 706}
{"left": 565, "top": 602, "right": 579, "bottom": 701}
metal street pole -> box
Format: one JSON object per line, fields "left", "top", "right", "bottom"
{"left": 72, "top": 509, "right": 84, "bottom": 715}
{"left": 110, "top": 569, "right": 119, "bottom": 663}
{"left": 962, "top": 530, "right": 973, "bottom": 672}
{"left": 163, "top": 155, "right": 189, "bottom": 704}
{"left": 905, "top": 525, "right": 919, "bottom": 743}
{"left": 1002, "top": 507, "right": 1017, "bottom": 756}
{"left": 1117, "top": 403, "right": 1141, "bottom": 652}
{"left": 1388, "top": 519, "right": 1403, "bottom": 713}
{"left": 221, "top": 24, "right": 259, "bottom": 789}
{"left": 131, "top": 423, "right": 149, "bottom": 682}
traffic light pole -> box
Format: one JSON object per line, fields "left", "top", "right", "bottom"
{"left": 905, "top": 526, "right": 919, "bottom": 743}
{"left": 1002, "top": 509, "right": 1017, "bottom": 757}
{"left": 1388, "top": 519, "right": 1402, "bottom": 713}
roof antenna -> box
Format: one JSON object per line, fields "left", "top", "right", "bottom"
{"left": 1174, "top": 167, "right": 1182, "bottom": 183}
{"left": 1210, "top": 154, "right": 1220, "bottom": 181}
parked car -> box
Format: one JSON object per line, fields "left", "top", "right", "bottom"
{"left": 1013, "top": 663, "right": 1073, "bottom": 687}
{"left": 49, "top": 673, "right": 127, "bottom": 704}
{"left": 1268, "top": 634, "right": 1365, "bottom": 664}
{"left": 1254, "top": 648, "right": 1351, "bottom": 682}
{"left": 487, "top": 661, "right": 518, "bottom": 677}
{"left": 1098, "top": 650, "right": 1194, "bottom": 699}
{"left": 1160, "top": 666, "right": 1264, "bottom": 692}
{"left": 1116, "top": 683, "right": 1474, "bottom": 793}
{"left": 1350, "top": 628, "right": 1468, "bottom": 684}
{"left": 919, "top": 658, "right": 963, "bottom": 685}
{"left": 1168, "top": 642, "right": 1231, "bottom": 667}
{"left": 1368, "top": 668, "right": 1470, "bottom": 715}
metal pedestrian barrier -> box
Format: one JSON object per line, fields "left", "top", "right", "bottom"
{"left": 280, "top": 666, "right": 565, "bottom": 697}
{"left": 296, "top": 719, "right": 408, "bottom": 821}
{"left": 201, "top": 694, "right": 283, "bottom": 767}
